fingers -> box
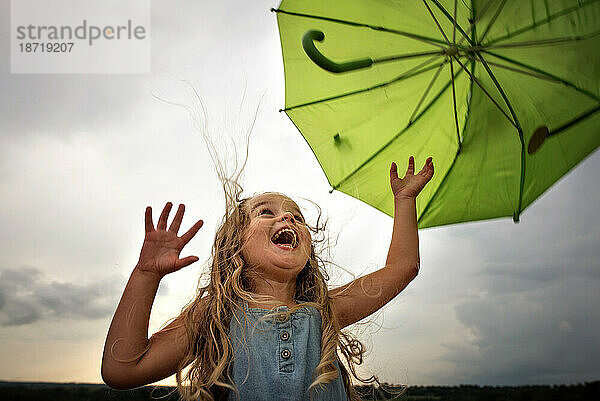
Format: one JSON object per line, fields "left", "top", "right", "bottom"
{"left": 148, "top": 202, "right": 202, "bottom": 242}
{"left": 406, "top": 156, "right": 415, "bottom": 175}
{"left": 180, "top": 219, "right": 204, "bottom": 244}
{"left": 169, "top": 204, "right": 185, "bottom": 234}
{"left": 157, "top": 202, "right": 173, "bottom": 231}
{"left": 389, "top": 161, "right": 398, "bottom": 185}
{"left": 145, "top": 206, "right": 154, "bottom": 233}
{"left": 418, "top": 157, "right": 434, "bottom": 178}
{"left": 175, "top": 256, "right": 200, "bottom": 270}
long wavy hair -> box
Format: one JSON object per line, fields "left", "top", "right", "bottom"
{"left": 146, "top": 84, "right": 392, "bottom": 400}
{"left": 172, "top": 179, "right": 378, "bottom": 400}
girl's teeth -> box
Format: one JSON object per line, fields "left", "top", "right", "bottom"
{"left": 272, "top": 228, "right": 298, "bottom": 248}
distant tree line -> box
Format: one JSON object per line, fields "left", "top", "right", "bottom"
{"left": 0, "top": 381, "right": 598, "bottom": 401}
{"left": 355, "top": 381, "right": 600, "bottom": 401}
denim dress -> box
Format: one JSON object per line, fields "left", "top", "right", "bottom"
{"left": 227, "top": 301, "right": 348, "bottom": 401}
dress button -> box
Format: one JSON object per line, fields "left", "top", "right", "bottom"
{"left": 280, "top": 331, "right": 290, "bottom": 341}
{"left": 281, "top": 349, "right": 291, "bottom": 359}
{"left": 278, "top": 314, "right": 289, "bottom": 322}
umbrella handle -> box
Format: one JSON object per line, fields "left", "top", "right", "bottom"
{"left": 302, "top": 30, "right": 373, "bottom": 73}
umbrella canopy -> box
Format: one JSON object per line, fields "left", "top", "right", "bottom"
{"left": 273, "top": 0, "right": 600, "bottom": 228}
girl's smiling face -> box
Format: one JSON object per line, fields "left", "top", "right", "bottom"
{"left": 241, "top": 193, "right": 312, "bottom": 282}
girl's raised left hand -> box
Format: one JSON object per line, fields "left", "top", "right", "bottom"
{"left": 390, "top": 156, "right": 434, "bottom": 199}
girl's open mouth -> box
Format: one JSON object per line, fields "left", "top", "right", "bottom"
{"left": 271, "top": 227, "right": 298, "bottom": 250}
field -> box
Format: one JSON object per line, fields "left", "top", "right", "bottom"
{"left": 0, "top": 381, "right": 598, "bottom": 400}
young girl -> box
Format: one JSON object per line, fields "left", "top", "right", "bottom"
{"left": 101, "top": 156, "right": 434, "bottom": 401}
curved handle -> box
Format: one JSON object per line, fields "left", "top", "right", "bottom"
{"left": 302, "top": 30, "right": 373, "bottom": 73}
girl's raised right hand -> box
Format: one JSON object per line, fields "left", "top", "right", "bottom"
{"left": 135, "top": 202, "right": 204, "bottom": 279}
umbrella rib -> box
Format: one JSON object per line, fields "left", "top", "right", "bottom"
{"left": 452, "top": 56, "right": 517, "bottom": 128}
{"left": 475, "top": 52, "right": 526, "bottom": 222}
{"left": 474, "top": 52, "right": 523, "bottom": 131}
{"left": 464, "top": 0, "right": 477, "bottom": 144}
{"left": 271, "top": 8, "right": 447, "bottom": 48}
{"left": 485, "top": 0, "right": 600, "bottom": 46}
{"left": 374, "top": 50, "right": 445, "bottom": 64}
{"left": 408, "top": 60, "right": 446, "bottom": 124}
{"left": 282, "top": 55, "right": 444, "bottom": 112}
{"left": 411, "top": 64, "right": 464, "bottom": 126}
{"left": 420, "top": 60, "right": 476, "bottom": 220}
{"left": 477, "top": 0, "right": 507, "bottom": 44}
{"left": 452, "top": 0, "right": 458, "bottom": 43}
{"left": 546, "top": 104, "right": 600, "bottom": 138}
{"left": 456, "top": 0, "right": 495, "bottom": 46}
{"left": 463, "top": 54, "right": 561, "bottom": 83}
{"left": 422, "top": 0, "right": 450, "bottom": 44}
{"left": 450, "top": 58, "right": 462, "bottom": 151}
{"left": 481, "top": 50, "right": 600, "bottom": 102}
{"left": 417, "top": 4, "right": 478, "bottom": 227}
{"left": 428, "top": 0, "right": 474, "bottom": 45}
{"left": 332, "top": 65, "right": 466, "bottom": 191}
{"left": 483, "top": 30, "right": 600, "bottom": 49}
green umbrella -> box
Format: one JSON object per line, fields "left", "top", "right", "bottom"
{"left": 273, "top": 0, "right": 600, "bottom": 228}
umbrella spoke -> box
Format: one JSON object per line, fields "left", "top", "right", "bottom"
{"left": 473, "top": 53, "right": 527, "bottom": 223}
{"left": 481, "top": 50, "right": 600, "bottom": 102}
{"left": 409, "top": 60, "right": 446, "bottom": 124}
{"left": 485, "top": 0, "right": 600, "bottom": 46}
{"left": 483, "top": 30, "right": 600, "bottom": 49}
{"left": 271, "top": 8, "right": 447, "bottom": 48}
{"left": 412, "top": 62, "right": 464, "bottom": 124}
{"left": 457, "top": 0, "right": 496, "bottom": 46}
{"left": 452, "top": 0, "right": 458, "bottom": 43}
{"left": 477, "top": 0, "right": 507, "bottom": 43}
{"left": 422, "top": 0, "right": 450, "bottom": 44}
{"left": 463, "top": 54, "right": 561, "bottom": 83}
{"left": 474, "top": 52, "right": 523, "bottom": 131}
{"left": 417, "top": 59, "right": 476, "bottom": 226}
{"left": 332, "top": 64, "right": 466, "bottom": 190}
{"left": 450, "top": 57, "right": 462, "bottom": 151}
{"left": 452, "top": 56, "right": 517, "bottom": 129}
{"left": 283, "top": 55, "right": 444, "bottom": 112}
{"left": 528, "top": 104, "right": 600, "bottom": 154}
{"left": 375, "top": 50, "right": 445, "bottom": 64}
{"left": 428, "top": 0, "right": 474, "bottom": 45}
{"left": 547, "top": 105, "right": 600, "bottom": 138}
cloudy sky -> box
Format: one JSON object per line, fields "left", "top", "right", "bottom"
{"left": 1, "top": 0, "right": 599, "bottom": 388}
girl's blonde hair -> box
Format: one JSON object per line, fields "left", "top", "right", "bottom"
{"left": 173, "top": 180, "right": 376, "bottom": 401}
{"left": 146, "top": 85, "right": 389, "bottom": 400}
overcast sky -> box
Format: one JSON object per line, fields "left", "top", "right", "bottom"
{"left": 1, "top": 0, "right": 599, "bottom": 388}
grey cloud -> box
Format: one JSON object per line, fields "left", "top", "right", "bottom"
{"left": 0, "top": 299, "right": 41, "bottom": 326}
{"left": 418, "top": 159, "right": 600, "bottom": 385}
{"left": 0, "top": 267, "right": 168, "bottom": 326}
{"left": 436, "top": 276, "right": 600, "bottom": 385}
{"left": 477, "top": 224, "right": 600, "bottom": 295}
